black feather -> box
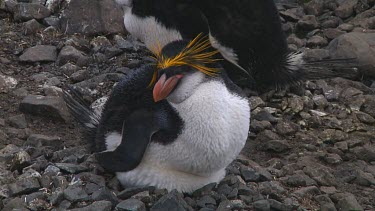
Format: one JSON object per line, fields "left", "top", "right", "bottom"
{"left": 62, "top": 86, "right": 99, "bottom": 146}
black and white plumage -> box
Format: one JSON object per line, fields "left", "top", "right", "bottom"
{"left": 115, "top": 0, "right": 358, "bottom": 90}
{"left": 65, "top": 40, "right": 250, "bottom": 192}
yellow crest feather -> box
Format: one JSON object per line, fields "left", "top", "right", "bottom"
{"left": 148, "top": 34, "right": 221, "bottom": 87}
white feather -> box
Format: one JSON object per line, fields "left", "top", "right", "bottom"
{"left": 123, "top": 8, "right": 183, "bottom": 51}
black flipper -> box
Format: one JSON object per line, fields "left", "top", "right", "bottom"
{"left": 96, "top": 109, "right": 160, "bottom": 172}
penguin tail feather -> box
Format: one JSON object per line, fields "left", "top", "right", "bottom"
{"left": 63, "top": 86, "right": 99, "bottom": 144}
{"left": 268, "top": 51, "right": 359, "bottom": 90}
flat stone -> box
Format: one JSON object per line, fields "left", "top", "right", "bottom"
{"left": 7, "top": 114, "right": 27, "bottom": 129}
{"left": 8, "top": 177, "right": 41, "bottom": 196}
{"left": 353, "top": 147, "right": 375, "bottom": 162}
{"left": 118, "top": 187, "right": 155, "bottom": 200}
{"left": 55, "top": 163, "right": 88, "bottom": 174}
{"left": 335, "top": 193, "right": 363, "bottom": 211}
{"left": 292, "top": 186, "right": 321, "bottom": 198}
{"left": 150, "top": 191, "right": 191, "bottom": 211}
{"left": 335, "top": 0, "right": 358, "bottom": 19}
{"left": 253, "top": 199, "right": 270, "bottom": 211}
{"left": 19, "top": 95, "right": 71, "bottom": 122}
{"left": 91, "top": 187, "right": 119, "bottom": 206}
{"left": 19, "top": 45, "right": 57, "bottom": 63}
{"left": 13, "top": 3, "right": 51, "bottom": 21}
{"left": 56, "top": 46, "right": 89, "bottom": 67}
{"left": 25, "top": 134, "right": 62, "bottom": 148}
{"left": 23, "top": 19, "right": 44, "bottom": 35}
{"left": 115, "top": 198, "right": 145, "bottom": 211}
{"left": 275, "top": 121, "right": 300, "bottom": 135}
{"left": 324, "top": 29, "right": 345, "bottom": 41}
{"left": 296, "top": 15, "right": 319, "bottom": 32}
{"left": 63, "top": 185, "right": 90, "bottom": 202}
{"left": 354, "top": 170, "right": 375, "bottom": 187}
{"left": 265, "top": 140, "right": 290, "bottom": 152}
{"left": 304, "top": 0, "right": 325, "bottom": 16}
{"left": 307, "top": 35, "right": 328, "bottom": 47}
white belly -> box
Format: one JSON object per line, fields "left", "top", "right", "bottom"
{"left": 115, "top": 80, "right": 250, "bottom": 192}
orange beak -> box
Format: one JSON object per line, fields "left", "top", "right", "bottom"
{"left": 153, "top": 74, "right": 183, "bottom": 102}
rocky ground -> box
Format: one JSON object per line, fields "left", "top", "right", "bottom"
{"left": 0, "top": 0, "right": 375, "bottom": 210}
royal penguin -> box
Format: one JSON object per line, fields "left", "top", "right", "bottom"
{"left": 115, "top": 0, "right": 357, "bottom": 90}
{"left": 64, "top": 35, "right": 250, "bottom": 192}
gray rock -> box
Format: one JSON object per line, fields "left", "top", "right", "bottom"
{"left": 43, "top": 16, "right": 60, "bottom": 27}
{"left": 352, "top": 146, "right": 375, "bottom": 162}
{"left": 292, "top": 186, "right": 321, "bottom": 198}
{"left": 118, "top": 187, "right": 155, "bottom": 200}
{"left": 268, "top": 199, "right": 294, "bottom": 211}
{"left": 25, "top": 134, "right": 62, "bottom": 148}
{"left": 321, "top": 17, "right": 341, "bottom": 29}
{"left": 70, "top": 201, "right": 112, "bottom": 211}
{"left": 258, "top": 181, "right": 286, "bottom": 196}
{"left": 60, "top": 0, "right": 125, "bottom": 35}
{"left": 10, "top": 150, "right": 31, "bottom": 171}
{"left": 306, "top": 35, "right": 328, "bottom": 47}
{"left": 335, "top": 0, "right": 358, "bottom": 19}
{"left": 192, "top": 183, "right": 216, "bottom": 197}
{"left": 19, "top": 45, "right": 57, "bottom": 62}
{"left": 355, "top": 111, "right": 375, "bottom": 124}
{"left": 115, "top": 198, "right": 146, "bottom": 211}
{"left": 19, "top": 95, "right": 71, "bottom": 122}
{"left": 323, "top": 28, "right": 346, "bottom": 40}
{"left": 197, "top": 195, "right": 217, "bottom": 208}
{"left": 287, "top": 34, "right": 305, "bottom": 48}
{"left": 55, "top": 163, "right": 88, "bottom": 174}
{"left": 304, "top": 166, "right": 338, "bottom": 186}
{"left": 362, "top": 95, "right": 375, "bottom": 118}
{"left": 265, "top": 140, "right": 290, "bottom": 153}
{"left": 0, "top": 74, "right": 18, "bottom": 93}
{"left": 253, "top": 199, "right": 270, "bottom": 211}
{"left": 296, "top": 15, "right": 319, "bottom": 32}
{"left": 13, "top": 87, "right": 28, "bottom": 97}
{"left": 7, "top": 114, "right": 27, "bottom": 129}
{"left": 13, "top": 3, "right": 51, "bottom": 21}
{"left": 338, "top": 23, "right": 355, "bottom": 32}
{"left": 0, "top": 144, "right": 21, "bottom": 162}
{"left": 304, "top": 0, "right": 325, "bottom": 16}
{"left": 328, "top": 32, "right": 375, "bottom": 74}
{"left": 324, "top": 153, "right": 343, "bottom": 165}
{"left": 249, "top": 96, "right": 266, "bottom": 110}
{"left": 45, "top": 77, "right": 61, "bottom": 87}
{"left": 335, "top": 193, "right": 363, "bottom": 211}
{"left": 0, "top": 165, "right": 15, "bottom": 185}
{"left": 91, "top": 187, "right": 119, "bottom": 206}
{"left": 281, "top": 171, "right": 317, "bottom": 187}
{"left": 303, "top": 49, "right": 330, "bottom": 61}
{"left": 335, "top": 141, "right": 349, "bottom": 152}
{"left": 56, "top": 46, "right": 89, "bottom": 67}
{"left": 354, "top": 170, "right": 375, "bottom": 186}
{"left": 0, "top": 0, "right": 17, "bottom": 13}
{"left": 70, "top": 69, "right": 90, "bottom": 82}
{"left": 250, "top": 120, "right": 272, "bottom": 133}
{"left": 275, "top": 121, "right": 300, "bottom": 135}
{"left": 151, "top": 191, "right": 191, "bottom": 211}
{"left": 8, "top": 177, "right": 41, "bottom": 196}
{"left": 23, "top": 19, "right": 43, "bottom": 35}
{"left": 63, "top": 185, "right": 90, "bottom": 202}
{"left": 60, "top": 63, "right": 80, "bottom": 77}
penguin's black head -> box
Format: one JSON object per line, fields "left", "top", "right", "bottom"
{"left": 150, "top": 35, "right": 221, "bottom": 103}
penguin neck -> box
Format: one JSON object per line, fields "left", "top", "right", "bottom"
{"left": 166, "top": 71, "right": 206, "bottom": 104}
